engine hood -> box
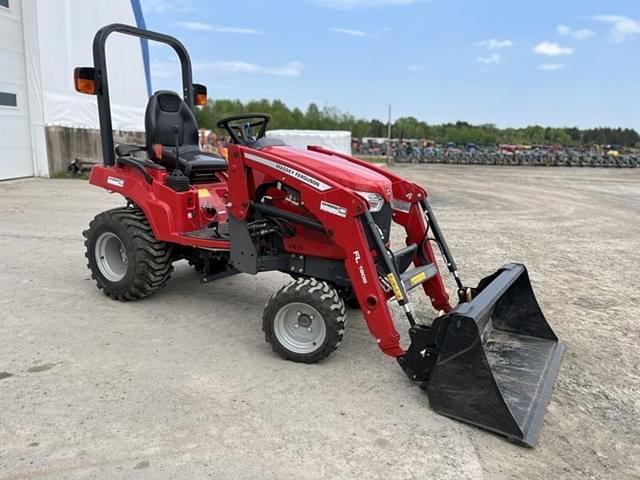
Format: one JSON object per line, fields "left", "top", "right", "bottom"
{"left": 262, "top": 146, "right": 392, "bottom": 199}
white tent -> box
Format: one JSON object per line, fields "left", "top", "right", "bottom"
{"left": 266, "top": 130, "right": 352, "bottom": 155}
{"left": 33, "top": 0, "right": 149, "bottom": 131}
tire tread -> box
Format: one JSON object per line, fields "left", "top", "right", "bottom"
{"left": 262, "top": 278, "right": 346, "bottom": 363}
{"left": 84, "top": 205, "right": 173, "bottom": 301}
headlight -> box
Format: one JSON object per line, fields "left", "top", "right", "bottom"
{"left": 356, "top": 191, "right": 385, "bottom": 212}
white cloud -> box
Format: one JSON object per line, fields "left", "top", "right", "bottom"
{"left": 592, "top": 15, "right": 640, "bottom": 43}
{"left": 177, "top": 22, "right": 261, "bottom": 35}
{"left": 316, "top": 0, "right": 423, "bottom": 9}
{"left": 539, "top": 63, "right": 566, "bottom": 71}
{"left": 476, "top": 54, "right": 502, "bottom": 65}
{"left": 533, "top": 41, "right": 574, "bottom": 56}
{"left": 557, "top": 25, "right": 594, "bottom": 40}
{"left": 140, "top": 0, "right": 193, "bottom": 13}
{"left": 406, "top": 64, "right": 422, "bottom": 72}
{"left": 194, "top": 61, "right": 304, "bottom": 77}
{"left": 153, "top": 58, "right": 304, "bottom": 78}
{"left": 331, "top": 27, "right": 372, "bottom": 37}
{"left": 474, "top": 39, "right": 513, "bottom": 49}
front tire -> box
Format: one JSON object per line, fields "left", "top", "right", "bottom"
{"left": 263, "top": 277, "right": 346, "bottom": 363}
{"left": 338, "top": 286, "right": 361, "bottom": 310}
{"left": 83, "top": 206, "right": 173, "bottom": 301}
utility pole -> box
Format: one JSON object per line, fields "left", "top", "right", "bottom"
{"left": 386, "top": 104, "right": 393, "bottom": 166}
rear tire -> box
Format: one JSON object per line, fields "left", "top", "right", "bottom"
{"left": 263, "top": 277, "right": 346, "bottom": 363}
{"left": 83, "top": 206, "right": 173, "bottom": 301}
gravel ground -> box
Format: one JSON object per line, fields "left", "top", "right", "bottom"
{"left": 0, "top": 166, "right": 638, "bottom": 479}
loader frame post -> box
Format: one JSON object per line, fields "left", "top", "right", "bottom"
{"left": 341, "top": 219, "right": 405, "bottom": 357}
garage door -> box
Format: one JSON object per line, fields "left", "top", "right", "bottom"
{"left": 0, "top": 0, "right": 33, "bottom": 180}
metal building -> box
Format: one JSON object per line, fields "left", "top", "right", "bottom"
{"left": 0, "top": 0, "right": 149, "bottom": 180}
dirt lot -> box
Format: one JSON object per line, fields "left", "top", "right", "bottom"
{"left": 0, "top": 166, "right": 638, "bottom": 479}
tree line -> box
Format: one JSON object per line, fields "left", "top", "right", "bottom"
{"left": 195, "top": 99, "right": 640, "bottom": 147}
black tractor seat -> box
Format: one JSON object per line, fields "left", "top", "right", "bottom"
{"left": 145, "top": 90, "right": 227, "bottom": 183}
{"left": 152, "top": 144, "right": 227, "bottom": 182}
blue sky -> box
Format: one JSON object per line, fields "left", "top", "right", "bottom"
{"left": 140, "top": 0, "right": 640, "bottom": 130}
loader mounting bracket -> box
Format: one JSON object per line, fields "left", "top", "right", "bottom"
{"left": 397, "top": 317, "right": 450, "bottom": 382}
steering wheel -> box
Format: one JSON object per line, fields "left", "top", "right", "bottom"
{"left": 217, "top": 113, "right": 271, "bottom": 146}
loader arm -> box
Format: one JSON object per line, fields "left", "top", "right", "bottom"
{"left": 227, "top": 144, "right": 408, "bottom": 357}
{"left": 228, "top": 144, "right": 563, "bottom": 445}
{"left": 309, "top": 145, "right": 455, "bottom": 311}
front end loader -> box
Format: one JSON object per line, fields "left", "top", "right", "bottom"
{"left": 77, "top": 24, "right": 563, "bottom": 446}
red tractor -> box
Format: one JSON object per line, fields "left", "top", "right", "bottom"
{"left": 76, "top": 24, "right": 563, "bottom": 446}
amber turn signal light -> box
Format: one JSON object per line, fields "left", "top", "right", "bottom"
{"left": 74, "top": 67, "right": 97, "bottom": 95}
{"left": 194, "top": 83, "right": 207, "bottom": 106}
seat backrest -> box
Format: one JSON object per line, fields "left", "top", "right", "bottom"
{"left": 145, "top": 90, "right": 199, "bottom": 164}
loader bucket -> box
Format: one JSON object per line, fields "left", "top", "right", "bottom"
{"left": 426, "top": 263, "right": 563, "bottom": 446}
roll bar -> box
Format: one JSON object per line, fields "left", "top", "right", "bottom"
{"left": 92, "top": 23, "right": 195, "bottom": 166}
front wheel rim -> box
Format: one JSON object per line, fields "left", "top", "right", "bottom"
{"left": 95, "top": 231, "right": 128, "bottom": 282}
{"left": 274, "top": 302, "right": 327, "bottom": 354}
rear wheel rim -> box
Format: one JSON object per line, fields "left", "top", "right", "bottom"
{"left": 274, "top": 302, "right": 327, "bottom": 354}
{"left": 95, "top": 232, "right": 128, "bottom": 282}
